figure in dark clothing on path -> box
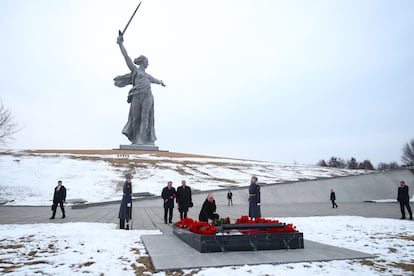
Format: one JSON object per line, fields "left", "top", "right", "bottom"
{"left": 161, "top": 181, "right": 176, "bottom": 223}
{"left": 248, "top": 176, "right": 261, "bottom": 219}
{"left": 50, "top": 180, "right": 66, "bottom": 219}
{"left": 397, "top": 180, "right": 413, "bottom": 220}
{"left": 227, "top": 190, "right": 233, "bottom": 206}
{"left": 119, "top": 173, "right": 133, "bottom": 229}
{"left": 199, "top": 193, "right": 219, "bottom": 223}
{"left": 330, "top": 189, "right": 338, "bottom": 208}
{"left": 176, "top": 180, "right": 192, "bottom": 219}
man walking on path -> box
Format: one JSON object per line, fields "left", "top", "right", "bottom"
{"left": 330, "top": 189, "right": 338, "bottom": 208}
{"left": 161, "top": 181, "right": 176, "bottom": 223}
{"left": 50, "top": 180, "right": 66, "bottom": 219}
{"left": 397, "top": 180, "right": 413, "bottom": 220}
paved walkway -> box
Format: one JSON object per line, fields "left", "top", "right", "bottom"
{"left": 2, "top": 198, "right": 402, "bottom": 270}
{"left": 0, "top": 200, "right": 402, "bottom": 227}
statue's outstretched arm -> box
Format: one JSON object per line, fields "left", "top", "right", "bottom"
{"left": 147, "top": 74, "right": 166, "bottom": 87}
{"left": 117, "top": 34, "right": 135, "bottom": 72}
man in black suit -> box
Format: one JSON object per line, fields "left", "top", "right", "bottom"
{"left": 176, "top": 180, "right": 192, "bottom": 219}
{"left": 397, "top": 180, "right": 413, "bottom": 220}
{"left": 161, "top": 181, "right": 176, "bottom": 223}
{"left": 50, "top": 180, "right": 66, "bottom": 219}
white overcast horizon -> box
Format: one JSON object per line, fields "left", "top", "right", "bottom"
{"left": 1, "top": 0, "right": 413, "bottom": 166}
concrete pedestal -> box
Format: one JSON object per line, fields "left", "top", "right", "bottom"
{"left": 119, "top": 144, "right": 159, "bottom": 151}
{"left": 173, "top": 225, "right": 304, "bottom": 253}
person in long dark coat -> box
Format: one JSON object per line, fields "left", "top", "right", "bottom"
{"left": 176, "top": 180, "right": 192, "bottom": 219}
{"left": 161, "top": 181, "right": 176, "bottom": 223}
{"left": 49, "top": 180, "right": 66, "bottom": 219}
{"left": 199, "top": 193, "right": 219, "bottom": 223}
{"left": 330, "top": 189, "right": 338, "bottom": 208}
{"left": 248, "top": 176, "right": 261, "bottom": 219}
{"left": 119, "top": 173, "right": 133, "bottom": 229}
{"left": 397, "top": 180, "right": 413, "bottom": 220}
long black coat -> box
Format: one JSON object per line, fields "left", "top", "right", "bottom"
{"left": 176, "top": 186, "right": 192, "bottom": 212}
{"left": 199, "top": 199, "right": 218, "bottom": 222}
{"left": 397, "top": 185, "right": 410, "bottom": 202}
{"left": 248, "top": 183, "right": 261, "bottom": 218}
{"left": 161, "top": 186, "right": 176, "bottom": 209}
{"left": 119, "top": 180, "right": 132, "bottom": 220}
{"left": 53, "top": 185, "right": 66, "bottom": 203}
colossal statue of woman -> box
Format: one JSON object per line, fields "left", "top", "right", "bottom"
{"left": 114, "top": 34, "right": 165, "bottom": 145}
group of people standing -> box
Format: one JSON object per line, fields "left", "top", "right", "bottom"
{"left": 161, "top": 176, "right": 262, "bottom": 225}
{"left": 50, "top": 175, "right": 412, "bottom": 228}
{"left": 161, "top": 180, "right": 193, "bottom": 224}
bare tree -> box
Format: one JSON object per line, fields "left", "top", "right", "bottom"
{"left": 0, "top": 101, "right": 19, "bottom": 146}
{"left": 402, "top": 139, "right": 414, "bottom": 166}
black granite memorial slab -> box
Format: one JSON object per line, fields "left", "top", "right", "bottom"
{"left": 173, "top": 225, "right": 304, "bottom": 253}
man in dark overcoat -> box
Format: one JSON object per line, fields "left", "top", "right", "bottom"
{"left": 176, "top": 180, "right": 192, "bottom": 219}
{"left": 397, "top": 180, "right": 413, "bottom": 220}
{"left": 199, "top": 193, "right": 219, "bottom": 223}
{"left": 50, "top": 180, "right": 66, "bottom": 219}
{"left": 330, "top": 189, "right": 338, "bottom": 208}
{"left": 248, "top": 176, "right": 261, "bottom": 219}
{"left": 119, "top": 173, "right": 133, "bottom": 229}
{"left": 161, "top": 181, "right": 176, "bottom": 223}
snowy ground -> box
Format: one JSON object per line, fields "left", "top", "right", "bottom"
{"left": 0, "top": 216, "right": 413, "bottom": 275}
{"left": 1, "top": 150, "right": 413, "bottom": 275}
{"left": 0, "top": 150, "right": 370, "bottom": 206}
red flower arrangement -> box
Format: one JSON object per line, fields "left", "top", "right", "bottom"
{"left": 176, "top": 216, "right": 299, "bottom": 236}
{"left": 176, "top": 218, "right": 217, "bottom": 235}
{"left": 234, "top": 216, "right": 299, "bottom": 234}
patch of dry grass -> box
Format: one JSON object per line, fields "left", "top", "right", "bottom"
{"left": 389, "top": 261, "right": 414, "bottom": 273}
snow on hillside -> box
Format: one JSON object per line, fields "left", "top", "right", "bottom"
{"left": 0, "top": 150, "right": 370, "bottom": 206}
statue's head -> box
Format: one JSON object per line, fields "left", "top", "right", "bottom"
{"left": 134, "top": 55, "right": 148, "bottom": 68}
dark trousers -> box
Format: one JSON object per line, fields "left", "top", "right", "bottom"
{"left": 228, "top": 199, "right": 233, "bottom": 206}
{"left": 179, "top": 209, "right": 188, "bottom": 219}
{"left": 164, "top": 207, "right": 173, "bottom": 223}
{"left": 51, "top": 201, "right": 65, "bottom": 218}
{"left": 331, "top": 200, "right": 338, "bottom": 208}
{"left": 399, "top": 201, "right": 413, "bottom": 218}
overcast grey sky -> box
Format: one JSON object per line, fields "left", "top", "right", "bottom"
{"left": 1, "top": 0, "right": 413, "bottom": 165}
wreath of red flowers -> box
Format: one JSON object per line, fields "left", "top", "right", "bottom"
{"left": 176, "top": 216, "right": 297, "bottom": 235}
{"left": 176, "top": 218, "right": 217, "bottom": 235}
{"left": 235, "top": 216, "right": 298, "bottom": 234}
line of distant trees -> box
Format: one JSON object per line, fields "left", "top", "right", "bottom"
{"left": 317, "top": 157, "right": 377, "bottom": 170}
{"left": 317, "top": 138, "right": 414, "bottom": 171}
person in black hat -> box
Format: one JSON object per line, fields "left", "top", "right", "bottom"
{"left": 248, "top": 176, "right": 261, "bottom": 219}
{"left": 119, "top": 173, "right": 133, "bottom": 229}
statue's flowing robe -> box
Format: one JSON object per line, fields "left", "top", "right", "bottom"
{"left": 114, "top": 71, "right": 156, "bottom": 144}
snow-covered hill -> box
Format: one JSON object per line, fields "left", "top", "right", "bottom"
{"left": 0, "top": 150, "right": 370, "bottom": 205}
